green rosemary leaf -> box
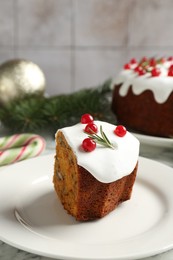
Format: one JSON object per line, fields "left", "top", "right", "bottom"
{"left": 100, "top": 125, "right": 111, "bottom": 145}
{"left": 100, "top": 125, "right": 115, "bottom": 149}
{"left": 88, "top": 134, "right": 103, "bottom": 142}
{"left": 88, "top": 125, "right": 115, "bottom": 149}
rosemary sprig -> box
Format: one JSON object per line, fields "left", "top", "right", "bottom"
{"left": 88, "top": 125, "right": 115, "bottom": 149}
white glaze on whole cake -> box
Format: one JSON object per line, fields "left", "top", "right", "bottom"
{"left": 114, "top": 60, "right": 173, "bottom": 104}
{"left": 56, "top": 121, "right": 139, "bottom": 183}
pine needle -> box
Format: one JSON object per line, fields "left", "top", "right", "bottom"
{"left": 0, "top": 79, "right": 116, "bottom": 134}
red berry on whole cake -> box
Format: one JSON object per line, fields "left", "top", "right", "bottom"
{"left": 111, "top": 57, "right": 173, "bottom": 137}
{"left": 151, "top": 67, "right": 161, "bottom": 77}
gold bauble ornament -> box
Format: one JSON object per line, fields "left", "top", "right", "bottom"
{"left": 0, "top": 59, "right": 46, "bottom": 106}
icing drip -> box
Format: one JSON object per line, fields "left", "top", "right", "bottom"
{"left": 57, "top": 121, "right": 139, "bottom": 183}
{"left": 114, "top": 60, "right": 173, "bottom": 104}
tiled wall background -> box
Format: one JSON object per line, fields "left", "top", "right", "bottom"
{"left": 1, "top": 0, "right": 173, "bottom": 96}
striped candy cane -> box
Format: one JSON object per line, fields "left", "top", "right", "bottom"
{"left": 0, "top": 134, "right": 46, "bottom": 166}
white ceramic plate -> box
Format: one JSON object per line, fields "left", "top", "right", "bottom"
{"left": 0, "top": 155, "right": 173, "bottom": 260}
{"left": 133, "top": 132, "right": 173, "bottom": 148}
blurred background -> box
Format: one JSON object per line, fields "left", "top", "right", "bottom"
{"left": 1, "top": 0, "right": 173, "bottom": 96}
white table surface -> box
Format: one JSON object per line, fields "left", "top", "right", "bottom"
{"left": 0, "top": 130, "right": 173, "bottom": 260}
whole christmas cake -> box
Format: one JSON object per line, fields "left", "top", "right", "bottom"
{"left": 112, "top": 57, "right": 173, "bottom": 137}
{"left": 53, "top": 114, "right": 139, "bottom": 221}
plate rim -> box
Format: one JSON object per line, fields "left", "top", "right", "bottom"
{"left": 0, "top": 154, "right": 173, "bottom": 260}
{"left": 133, "top": 132, "right": 173, "bottom": 148}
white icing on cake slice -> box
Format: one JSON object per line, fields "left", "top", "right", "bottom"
{"left": 56, "top": 121, "right": 140, "bottom": 183}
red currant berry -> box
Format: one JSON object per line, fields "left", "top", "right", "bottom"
{"left": 141, "top": 56, "right": 148, "bottom": 62}
{"left": 134, "top": 66, "right": 145, "bottom": 76}
{"left": 124, "top": 63, "right": 131, "bottom": 70}
{"left": 134, "top": 66, "right": 140, "bottom": 72}
{"left": 169, "top": 64, "right": 173, "bottom": 70}
{"left": 151, "top": 68, "right": 161, "bottom": 77}
{"left": 130, "top": 58, "right": 137, "bottom": 64}
{"left": 81, "top": 113, "right": 93, "bottom": 124}
{"left": 82, "top": 138, "right": 96, "bottom": 152}
{"left": 134, "top": 65, "right": 142, "bottom": 73}
{"left": 84, "top": 123, "right": 98, "bottom": 134}
{"left": 149, "top": 58, "right": 156, "bottom": 67}
{"left": 138, "top": 69, "right": 145, "bottom": 76}
{"left": 168, "top": 69, "right": 173, "bottom": 76}
{"left": 114, "top": 125, "right": 127, "bottom": 137}
{"left": 168, "top": 56, "right": 173, "bottom": 61}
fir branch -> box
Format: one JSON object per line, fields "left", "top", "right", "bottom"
{"left": 0, "top": 79, "right": 116, "bottom": 134}
{"left": 0, "top": 96, "right": 46, "bottom": 132}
